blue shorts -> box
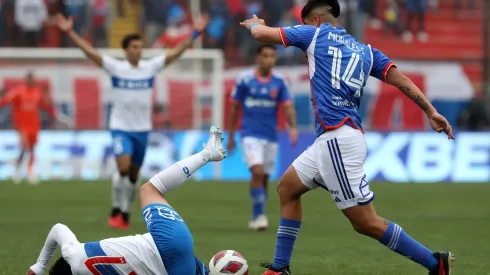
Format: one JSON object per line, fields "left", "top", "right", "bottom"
{"left": 142, "top": 203, "right": 207, "bottom": 275}
{"left": 406, "top": 0, "right": 426, "bottom": 12}
{"left": 111, "top": 130, "right": 149, "bottom": 167}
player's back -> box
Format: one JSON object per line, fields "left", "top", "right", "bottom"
{"left": 83, "top": 233, "right": 167, "bottom": 275}
{"left": 309, "top": 25, "right": 373, "bottom": 134}
{"left": 280, "top": 23, "right": 394, "bottom": 136}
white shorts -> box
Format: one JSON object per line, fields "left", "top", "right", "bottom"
{"left": 241, "top": 136, "right": 278, "bottom": 175}
{"left": 293, "top": 125, "right": 374, "bottom": 210}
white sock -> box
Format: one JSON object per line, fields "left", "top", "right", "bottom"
{"left": 120, "top": 177, "right": 134, "bottom": 213}
{"left": 128, "top": 177, "right": 141, "bottom": 205}
{"left": 111, "top": 173, "right": 124, "bottom": 210}
{"left": 30, "top": 224, "right": 79, "bottom": 275}
{"left": 150, "top": 150, "right": 210, "bottom": 194}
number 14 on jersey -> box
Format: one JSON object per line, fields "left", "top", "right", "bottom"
{"left": 328, "top": 46, "right": 364, "bottom": 97}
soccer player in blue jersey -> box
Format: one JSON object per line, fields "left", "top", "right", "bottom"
{"left": 227, "top": 44, "right": 298, "bottom": 231}
{"left": 240, "top": 1, "right": 455, "bottom": 274}
{"left": 56, "top": 13, "right": 209, "bottom": 229}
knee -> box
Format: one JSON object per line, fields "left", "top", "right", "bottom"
{"left": 251, "top": 170, "right": 265, "bottom": 181}
{"left": 118, "top": 165, "right": 130, "bottom": 177}
{"left": 250, "top": 166, "right": 265, "bottom": 182}
{"left": 276, "top": 178, "right": 302, "bottom": 202}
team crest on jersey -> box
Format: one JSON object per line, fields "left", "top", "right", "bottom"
{"left": 270, "top": 88, "right": 278, "bottom": 99}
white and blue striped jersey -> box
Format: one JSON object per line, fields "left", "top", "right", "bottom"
{"left": 102, "top": 55, "right": 166, "bottom": 132}
{"left": 278, "top": 24, "right": 395, "bottom": 136}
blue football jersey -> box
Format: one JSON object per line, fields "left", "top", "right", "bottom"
{"left": 279, "top": 24, "right": 395, "bottom": 136}
{"left": 231, "top": 69, "right": 292, "bottom": 141}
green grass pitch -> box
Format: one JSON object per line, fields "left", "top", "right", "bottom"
{"left": 1, "top": 180, "right": 489, "bottom": 274}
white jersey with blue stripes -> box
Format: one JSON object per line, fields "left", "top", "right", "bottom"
{"left": 102, "top": 55, "right": 166, "bottom": 132}
{"left": 86, "top": 233, "right": 167, "bottom": 275}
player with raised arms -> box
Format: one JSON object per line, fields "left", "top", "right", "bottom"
{"left": 26, "top": 126, "right": 248, "bottom": 275}
{"left": 55, "top": 13, "right": 209, "bottom": 230}
{"left": 227, "top": 44, "right": 298, "bottom": 231}
{"left": 240, "top": 0, "right": 455, "bottom": 274}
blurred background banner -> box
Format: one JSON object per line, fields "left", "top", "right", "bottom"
{"left": 0, "top": 130, "right": 489, "bottom": 182}
{"left": 0, "top": 62, "right": 475, "bottom": 131}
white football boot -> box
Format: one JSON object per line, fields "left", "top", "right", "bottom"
{"left": 11, "top": 169, "right": 22, "bottom": 184}
{"left": 203, "top": 125, "right": 227, "bottom": 162}
{"left": 248, "top": 214, "right": 268, "bottom": 231}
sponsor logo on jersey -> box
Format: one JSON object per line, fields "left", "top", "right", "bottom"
{"left": 244, "top": 97, "right": 277, "bottom": 108}
{"left": 111, "top": 77, "right": 154, "bottom": 90}
{"left": 270, "top": 88, "right": 278, "bottom": 99}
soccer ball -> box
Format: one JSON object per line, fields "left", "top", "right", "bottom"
{"left": 209, "top": 250, "right": 248, "bottom": 275}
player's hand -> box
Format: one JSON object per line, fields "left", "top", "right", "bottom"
{"left": 57, "top": 114, "right": 74, "bottom": 128}
{"left": 240, "top": 14, "right": 266, "bottom": 29}
{"left": 55, "top": 13, "right": 73, "bottom": 33}
{"left": 193, "top": 14, "right": 210, "bottom": 33}
{"left": 428, "top": 112, "right": 455, "bottom": 139}
{"left": 289, "top": 128, "right": 298, "bottom": 146}
{"left": 226, "top": 137, "right": 236, "bottom": 152}
{"left": 26, "top": 269, "right": 36, "bottom": 275}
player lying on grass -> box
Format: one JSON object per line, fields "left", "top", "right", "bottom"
{"left": 240, "top": 0, "right": 455, "bottom": 274}
{"left": 26, "top": 126, "right": 227, "bottom": 275}
{"left": 227, "top": 44, "right": 298, "bottom": 231}
{"left": 0, "top": 71, "right": 72, "bottom": 184}
{"left": 55, "top": 13, "right": 209, "bottom": 230}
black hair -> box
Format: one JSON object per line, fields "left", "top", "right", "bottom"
{"left": 256, "top": 44, "right": 276, "bottom": 55}
{"left": 121, "top": 33, "right": 142, "bottom": 49}
{"left": 301, "top": 0, "right": 340, "bottom": 22}
{"left": 49, "top": 257, "right": 73, "bottom": 275}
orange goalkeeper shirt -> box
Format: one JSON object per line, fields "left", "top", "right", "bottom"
{"left": 0, "top": 85, "right": 55, "bottom": 132}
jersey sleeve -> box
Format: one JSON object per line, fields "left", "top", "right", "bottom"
{"left": 278, "top": 79, "right": 292, "bottom": 104}
{"left": 0, "top": 89, "right": 17, "bottom": 108}
{"left": 231, "top": 77, "right": 247, "bottom": 103}
{"left": 146, "top": 55, "right": 167, "bottom": 73}
{"left": 102, "top": 55, "right": 121, "bottom": 74}
{"left": 370, "top": 47, "right": 396, "bottom": 82}
{"left": 278, "top": 25, "right": 317, "bottom": 51}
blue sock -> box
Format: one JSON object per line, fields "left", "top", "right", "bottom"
{"left": 272, "top": 218, "right": 301, "bottom": 269}
{"left": 380, "top": 222, "right": 438, "bottom": 271}
{"left": 250, "top": 186, "right": 266, "bottom": 219}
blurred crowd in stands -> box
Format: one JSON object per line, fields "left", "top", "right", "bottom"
{"left": 0, "top": 1, "right": 478, "bottom": 54}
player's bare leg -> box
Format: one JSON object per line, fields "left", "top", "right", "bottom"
{"left": 108, "top": 154, "right": 131, "bottom": 228}
{"left": 342, "top": 203, "right": 455, "bottom": 275}
{"left": 26, "top": 134, "right": 38, "bottom": 185}
{"left": 248, "top": 164, "right": 268, "bottom": 231}
{"left": 27, "top": 223, "right": 80, "bottom": 275}
{"left": 139, "top": 126, "right": 226, "bottom": 208}
{"left": 12, "top": 132, "right": 28, "bottom": 184}
{"left": 261, "top": 166, "right": 309, "bottom": 274}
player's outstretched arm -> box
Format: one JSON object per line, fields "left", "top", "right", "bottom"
{"left": 0, "top": 89, "right": 16, "bottom": 108}
{"left": 283, "top": 103, "right": 298, "bottom": 146}
{"left": 386, "top": 67, "right": 455, "bottom": 139}
{"left": 55, "top": 13, "right": 103, "bottom": 67}
{"left": 163, "top": 15, "right": 210, "bottom": 67}
{"left": 240, "top": 14, "right": 282, "bottom": 44}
